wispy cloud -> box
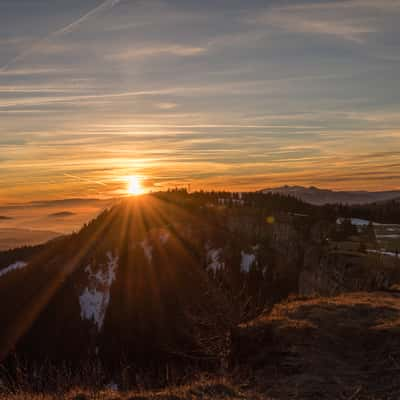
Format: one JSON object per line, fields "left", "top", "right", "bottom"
{"left": 109, "top": 44, "right": 207, "bottom": 60}
{"left": 0, "top": 0, "right": 123, "bottom": 71}
{"left": 63, "top": 173, "right": 107, "bottom": 187}
{"left": 277, "top": 0, "right": 400, "bottom": 12}
{"left": 0, "top": 67, "right": 72, "bottom": 76}
{"left": 156, "top": 102, "right": 178, "bottom": 110}
{"left": 0, "top": 89, "right": 176, "bottom": 108}
{"left": 252, "top": 6, "right": 376, "bottom": 44}
{"left": 1, "top": 0, "right": 400, "bottom": 201}
{"left": 54, "top": 0, "right": 122, "bottom": 36}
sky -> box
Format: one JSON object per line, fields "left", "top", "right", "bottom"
{"left": 1, "top": 0, "right": 400, "bottom": 203}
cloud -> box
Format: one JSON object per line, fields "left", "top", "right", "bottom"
{"left": 0, "top": 36, "right": 31, "bottom": 46}
{"left": 54, "top": 0, "right": 122, "bottom": 36}
{"left": 277, "top": 0, "right": 400, "bottom": 12}
{"left": 63, "top": 173, "right": 107, "bottom": 187}
{"left": 0, "top": 89, "right": 175, "bottom": 108}
{"left": 156, "top": 102, "right": 178, "bottom": 110}
{"left": 0, "top": 67, "right": 71, "bottom": 76}
{"left": 48, "top": 211, "right": 76, "bottom": 218}
{"left": 252, "top": 1, "right": 378, "bottom": 44}
{"left": 0, "top": 82, "right": 92, "bottom": 94}
{"left": 1, "top": 0, "right": 399, "bottom": 200}
{"left": 109, "top": 44, "right": 207, "bottom": 60}
{"left": 275, "top": 17, "right": 374, "bottom": 43}
{"left": 0, "top": 0, "right": 122, "bottom": 71}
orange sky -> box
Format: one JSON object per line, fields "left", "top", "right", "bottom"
{"left": 1, "top": 0, "right": 400, "bottom": 203}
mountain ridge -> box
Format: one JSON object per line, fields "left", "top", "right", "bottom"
{"left": 262, "top": 185, "right": 400, "bottom": 205}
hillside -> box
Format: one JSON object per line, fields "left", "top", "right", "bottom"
{"left": 0, "top": 190, "right": 399, "bottom": 398}
{"left": 0, "top": 192, "right": 314, "bottom": 361}
{"left": 2, "top": 292, "right": 400, "bottom": 399}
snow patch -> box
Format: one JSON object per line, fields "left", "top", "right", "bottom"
{"left": 159, "top": 231, "right": 170, "bottom": 244}
{"left": 373, "top": 222, "right": 400, "bottom": 227}
{"left": 367, "top": 249, "right": 399, "bottom": 258}
{"left": 337, "top": 218, "right": 400, "bottom": 228}
{"left": 376, "top": 234, "right": 400, "bottom": 239}
{"left": 79, "top": 252, "right": 118, "bottom": 331}
{"left": 206, "top": 248, "right": 224, "bottom": 273}
{"left": 337, "top": 217, "right": 371, "bottom": 226}
{"left": 141, "top": 239, "right": 153, "bottom": 263}
{"left": 241, "top": 252, "right": 256, "bottom": 273}
{"left": 0, "top": 261, "right": 28, "bottom": 278}
{"left": 106, "top": 381, "right": 119, "bottom": 391}
{"left": 218, "top": 197, "right": 244, "bottom": 206}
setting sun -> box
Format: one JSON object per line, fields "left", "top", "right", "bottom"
{"left": 127, "top": 176, "right": 143, "bottom": 196}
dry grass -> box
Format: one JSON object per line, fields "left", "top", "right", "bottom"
{"left": 4, "top": 292, "right": 400, "bottom": 399}
{"left": 235, "top": 291, "right": 400, "bottom": 399}
{"left": 0, "top": 378, "right": 263, "bottom": 400}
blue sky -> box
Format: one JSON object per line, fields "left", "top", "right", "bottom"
{"left": 0, "top": 0, "right": 400, "bottom": 202}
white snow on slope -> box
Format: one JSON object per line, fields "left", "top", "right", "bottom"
{"left": 337, "top": 218, "right": 371, "bottom": 226}
{"left": 241, "top": 252, "right": 256, "bottom": 273}
{"left": 79, "top": 252, "right": 118, "bottom": 331}
{"left": 105, "top": 381, "right": 119, "bottom": 391}
{"left": 337, "top": 218, "right": 400, "bottom": 228}
{"left": 376, "top": 234, "right": 400, "bottom": 239}
{"left": 240, "top": 251, "right": 256, "bottom": 272}
{"left": 159, "top": 230, "right": 170, "bottom": 244}
{"left": 141, "top": 239, "right": 153, "bottom": 263}
{"left": 367, "top": 250, "right": 399, "bottom": 258}
{"left": 207, "top": 248, "right": 224, "bottom": 273}
{"left": 373, "top": 222, "right": 400, "bottom": 227}
{"left": 0, "top": 261, "right": 28, "bottom": 278}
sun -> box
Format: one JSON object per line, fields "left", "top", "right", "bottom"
{"left": 127, "top": 176, "right": 143, "bottom": 196}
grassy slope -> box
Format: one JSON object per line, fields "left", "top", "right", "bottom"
{"left": 235, "top": 291, "right": 400, "bottom": 399}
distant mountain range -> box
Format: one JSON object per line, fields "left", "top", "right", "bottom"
{"left": 262, "top": 186, "right": 400, "bottom": 205}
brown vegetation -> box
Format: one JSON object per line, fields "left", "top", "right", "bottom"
{"left": 234, "top": 291, "right": 400, "bottom": 399}
{"left": 3, "top": 292, "right": 400, "bottom": 399}
{"left": 0, "top": 377, "right": 262, "bottom": 400}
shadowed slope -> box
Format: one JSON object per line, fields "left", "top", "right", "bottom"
{"left": 0, "top": 195, "right": 231, "bottom": 368}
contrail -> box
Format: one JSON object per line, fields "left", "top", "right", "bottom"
{"left": 0, "top": 0, "right": 122, "bottom": 72}
{"left": 54, "top": 0, "right": 122, "bottom": 36}
{"left": 63, "top": 173, "right": 108, "bottom": 187}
